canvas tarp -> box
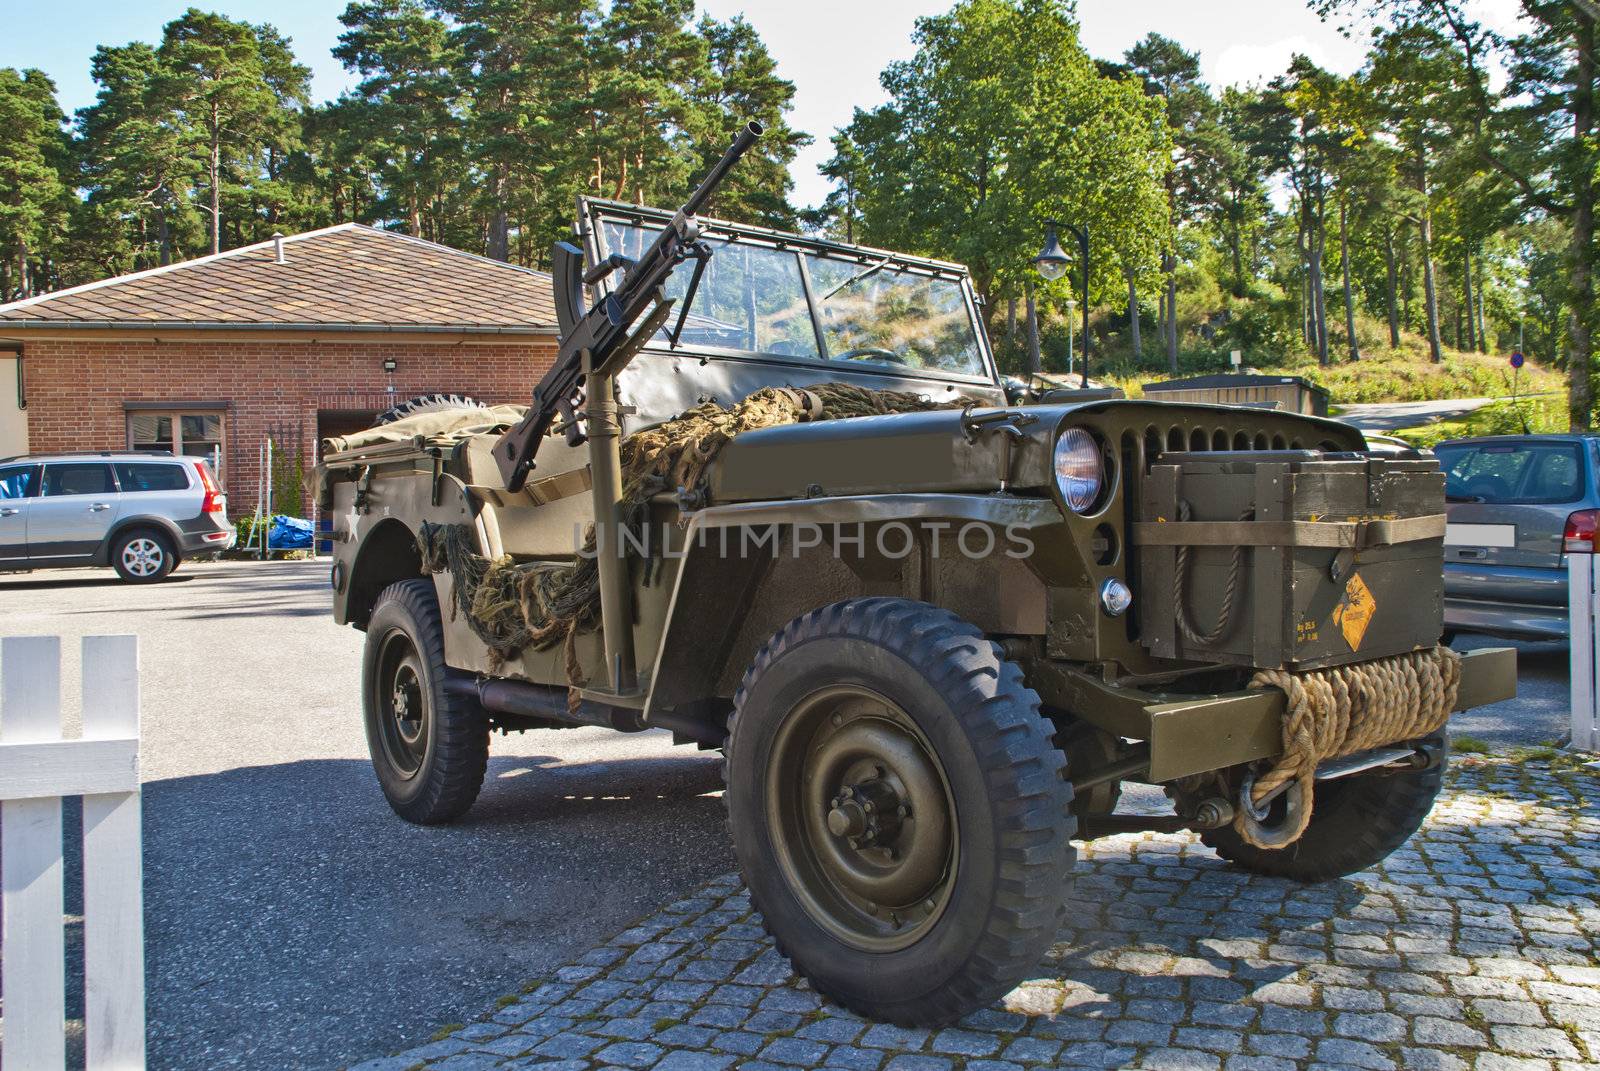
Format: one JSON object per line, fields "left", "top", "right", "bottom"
{"left": 321, "top": 404, "right": 528, "bottom": 455}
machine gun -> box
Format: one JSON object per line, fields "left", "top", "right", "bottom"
{"left": 493, "top": 120, "right": 764, "bottom": 491}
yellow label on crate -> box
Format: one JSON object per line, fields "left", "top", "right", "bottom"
{"left": 1334, "top": 571, "right": 1377, "bottom": 651}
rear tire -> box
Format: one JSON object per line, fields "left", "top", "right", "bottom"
{"left": 725, "top": 598, "right": 1076, "bottom": 1026}
{"left": 111, "top": 528, "right": 176, "bottom": 582}
{"left": 363, "top": 579, "right": 488, "bottom": 823}
{"left": 1200, "top": 744, "right": 1446, "bottom": 882}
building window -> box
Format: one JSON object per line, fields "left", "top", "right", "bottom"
{"left": 128, "top": 409, "right": 226, "bottom": 476}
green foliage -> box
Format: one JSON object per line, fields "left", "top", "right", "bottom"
{"left": 270, "top": 444, "right": 305, "bottom": 518}
{"left": 815, "top": 0, "right": 1171, "bottom": 341}
{"left": 17, "top": 0, "right": 803, "bottom": 290}
{"left": 0, "top": 68, "right": 72, "bottom": 300}
{"left": 1450, "top": 734, "right": 1491, "bottom": 755}
{"left": 13, "top": 0, "right": 1600, "bottom": 429}
{"left": 1392, "top": 394, "right": 1566, "bottom": 448}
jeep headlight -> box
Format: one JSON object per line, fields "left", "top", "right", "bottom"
{"left": 1053, "top": 427, "right": 1103, "bottom": 514}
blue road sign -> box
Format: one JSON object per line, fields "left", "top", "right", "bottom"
{"left": 1511, "top": 351, "right": 1526, "bottom": 368}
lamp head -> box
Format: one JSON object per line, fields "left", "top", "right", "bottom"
{"left": 1032, "top": 222, "right": 1070, "bottom": 281}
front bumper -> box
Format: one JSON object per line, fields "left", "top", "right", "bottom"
{"left": 1033, "top": 646, "right": 1518, "bottom": 783}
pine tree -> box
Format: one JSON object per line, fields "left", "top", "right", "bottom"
{"left": 0, "top": 68, "right": 71, "bottom": 299}
{"left": 155, "top": 10, "right": 311, "bottom": 255}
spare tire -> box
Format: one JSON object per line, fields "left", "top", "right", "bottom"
{"left": 375, "top": 393, "right": 487, "bottom": 426}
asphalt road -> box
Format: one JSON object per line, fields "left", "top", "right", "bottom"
{"left": 1450, "top": 633, "right": 1572, "bottom": 748}
{"left": 1336, "top": 392, "right": 1563, "bottom": 433}
{"left": 0, "top": 560, "right": 732, "bottom": 1071}
{"left": 1336, "top": 395, "right": 1500, "bottom": 431}
{"left": 0, "top": 559, "right": 1571, "bottom": 1069}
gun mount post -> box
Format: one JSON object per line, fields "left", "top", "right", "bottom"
{"left": 584, "top": 349, "right": 638, "bottom": 695}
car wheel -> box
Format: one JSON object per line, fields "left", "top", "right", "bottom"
{"left": 725, "top": 598, "right": 1076, "bottom": 1026}
{"left": 112, "top": 529, "right": 176, "bottom": 582}
{"left": 363, "top": 579, "right": 489, "bottom": 824}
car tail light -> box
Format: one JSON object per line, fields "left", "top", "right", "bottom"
{"left": 194, "top": 461, "right": 226, "bottom": 514}
{"left": 1564, "top": 509, "right": 1599, "bottom": 553}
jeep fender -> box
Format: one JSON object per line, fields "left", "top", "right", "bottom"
{"left": 642, "top": 493, "right": 1063, "bottom": 723}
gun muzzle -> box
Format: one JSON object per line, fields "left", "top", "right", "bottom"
{"left": 682, "top": 120, "right": 765, "bottom": 217}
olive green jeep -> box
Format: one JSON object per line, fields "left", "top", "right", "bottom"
{"left": 318, "top": 127, "right": 1516, "bottom": 1026}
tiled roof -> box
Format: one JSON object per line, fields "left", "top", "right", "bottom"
{"left": 0, "top": 224, "right": 558, "bottom": 332}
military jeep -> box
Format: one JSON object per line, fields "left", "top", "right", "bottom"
{"left": 319, "top": 126, "right": 1516, "bottom": 1026}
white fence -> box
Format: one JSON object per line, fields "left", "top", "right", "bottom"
{"left": 1568, "top": 557, "right": 1600, "bottom": 752}
{"left": 1, "top": 635, "right": 145, "bottom": 1070}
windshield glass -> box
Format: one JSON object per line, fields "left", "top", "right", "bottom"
{"left": 1435, "top": 440, "right": 1585, "bottom": 504}
{"left": 600, "top": 221, "right": 819, "bottom": 357}
{"left": 595, "top": 214, "right": 986, "bottom": 378}
{"left": 805, "top": 255, "right": 985, "bottom": 376}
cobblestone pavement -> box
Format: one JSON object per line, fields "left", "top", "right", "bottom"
{"left": 352, "top": 758, "right": 1600, "bottom": 1071}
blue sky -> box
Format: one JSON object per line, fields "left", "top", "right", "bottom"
{"left": 0, "top": 0, "right": 1524, "bottom": 209}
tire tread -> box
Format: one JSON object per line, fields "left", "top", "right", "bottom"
{"left": 724, "top": 597, "right": 1076, "bottom": 1025}
{"left": 366, "top": 579, "right": 488, "bottom": 824}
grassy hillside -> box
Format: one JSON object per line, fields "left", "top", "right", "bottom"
{"left": 1390, "top": 395, "right": 1568, "bottom": 448}
{"left": 1096, "top": 344, "right": 1560, "bottom": 405}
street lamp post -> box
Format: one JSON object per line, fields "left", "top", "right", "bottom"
{"left": 1033, "top": 220, "right": 1090, "bottom": 388}
{"left": 1065, "top": 297, "right": 1076, "bottom": 377}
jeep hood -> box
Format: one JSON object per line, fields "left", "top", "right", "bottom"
{"left": 708, "top": 399, "right": 1364, "bottom": 504}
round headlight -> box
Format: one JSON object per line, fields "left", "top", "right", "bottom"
{"left": 1054, "top": 427, "right": 1103, "bottom": 513}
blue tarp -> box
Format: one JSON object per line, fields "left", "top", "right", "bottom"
{"left": 268, "top": 514, "right": 313, "bottom": 549}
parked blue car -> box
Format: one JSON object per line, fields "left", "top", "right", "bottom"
{"left": 1437, "top": 434, "right": 1596, "bottom": 642}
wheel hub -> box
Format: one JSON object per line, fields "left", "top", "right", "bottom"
{"left": 375, "top": 634, "right": 429, "bottom": 776}
{"left": 826, "top": 777, "right": 905, "bottom": 846}
{"left": 391, "top": 668, "right": 423, "bottom": 744}
{"left": 766, "top": 685, "right": 958, "bottom": 951}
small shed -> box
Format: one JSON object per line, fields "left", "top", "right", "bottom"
{"left": 1140, "top": 373, "right": 1330, "bottom": 417}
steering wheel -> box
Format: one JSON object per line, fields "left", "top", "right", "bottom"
{"left": 834, "top": 346, "right": 907, "bottom": 364}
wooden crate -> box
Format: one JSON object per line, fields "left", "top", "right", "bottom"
{"left": 1136, "top": 453, "right": 1445, "bottom": 671}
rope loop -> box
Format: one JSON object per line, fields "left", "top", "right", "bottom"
{"left": 1234, "top": 645, "right": 1460, "bottom": 849}
{"left": 1173, "top": 499, "right": 1253, "bottom": 647}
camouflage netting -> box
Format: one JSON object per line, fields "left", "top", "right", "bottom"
{"left": 420, "top": 383, "right": 960, "bottom": 685}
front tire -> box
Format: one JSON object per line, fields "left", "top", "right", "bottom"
{"left": 112, "top": 528, "right": 176, "bottom": 582}
{"left": 1200, "top": 743, "right": 1446, "bottom": 882}
{"left": 363, "top": 579, "right": 488, "bottom": 824}
{"left": 725, "top": 598, "right": 1076, "bottom": 1026}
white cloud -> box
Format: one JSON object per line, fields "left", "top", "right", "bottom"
{"left": 1209, "top": 35, "right": 1356, "bottom": 89}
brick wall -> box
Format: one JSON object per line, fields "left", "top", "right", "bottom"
{"left": 20, "top": 335, "right": 556, "bottom": 515}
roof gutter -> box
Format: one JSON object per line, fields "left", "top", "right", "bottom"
{"left": 0, "top": 320, "right": 559, "bottom": 335}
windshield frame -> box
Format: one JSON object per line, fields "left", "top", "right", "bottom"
{"left": 581, "top": 197, "right": 1000, "bottom": 388}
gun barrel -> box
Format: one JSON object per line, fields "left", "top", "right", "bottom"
{"left": 682, "top": 121, "right": 764, "bottom": 217}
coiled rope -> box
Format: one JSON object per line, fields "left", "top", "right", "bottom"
{"left": 1237, "top": 645, "right": 1461, "bottom": 848}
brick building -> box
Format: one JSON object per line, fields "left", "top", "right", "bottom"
{"left": 0, "top": 224, "right": 558, "bottom": 512}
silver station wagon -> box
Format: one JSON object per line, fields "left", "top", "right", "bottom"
{"left": 1438, "top": 434, "right": 1596, "bottom": 641}
{"left": 0, "top": 452, "right": 235, "bottom": 582}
